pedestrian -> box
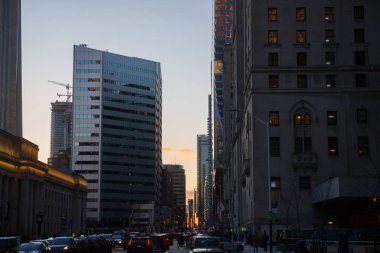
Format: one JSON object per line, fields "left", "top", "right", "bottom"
{"left": 253, "top": 231, "right": 260, "bottom": 253}
{"left": 261, "top": 230, "right": 269, "bottom": 252}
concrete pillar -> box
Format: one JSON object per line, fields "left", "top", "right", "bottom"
{"left": 2, "top": 176, "right": 9, "bottom": 235}
{"left": 20, "top": 179, "right": 29, "bottom": 235}
{"left": 9, "top": 178, "right": 19, "bottom": 235}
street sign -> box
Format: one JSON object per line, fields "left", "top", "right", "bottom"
{"left": 265, "top": 211, "right": 277, "bottom": 221}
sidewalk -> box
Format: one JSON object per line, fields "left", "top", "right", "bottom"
{"left": 242, "top": 244, "right": 272, "bottom": 253}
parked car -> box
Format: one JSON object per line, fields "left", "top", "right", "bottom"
{"left": 0, "top": 237, "right": 18, "bottom": 253}
{"left": 30, "top": 239, "right": 51, "bottom": 250}
{"left": 111, "top": 234, "right": 125, "bottom": 248}
{"left": 19, "top": 242, "right": 50, "bottom": 253}
{"left": 218, "top": 237, "right": 244, "bottom": 252}
{"left": 49, "top": 237, "right": 76, "bottom": 253}
{"left": 127, "top": 237, "right": 154, "bottom": 253}
{"left": 190, "top": 235, "right": 223, "bottom": 253}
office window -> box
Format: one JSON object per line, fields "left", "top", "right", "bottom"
{"left": 325, "top": 30, "right": 335, "bottom": 43}
{"left": 299, "top": 176, "right": 311, "bottom": 190}
{"left": 355, "top": 51, "right": 366, "bottom": 65}
{"left": 324, "top": 7, "right": 334, "bottom": 21}
{"left": 268, "top": 8, "right": 278, "bottom": 22}
{"left": 328, "top": 137, "right": 338, "bottom": 156}
{"left": 355, "top": 29, "right": 365, "bottom": 43}
{"left": 271, "top": 177, "right": 281, "bottom": 209}
{"left": 297, "top": 52, "right": 307, "bottom": 66}
{"left": 354, "top": 6, "right": 364, "bottom": 21}
{"left": 358, "top": 136, "right": 368, "bottom": 156}
{"left": 326, "top": 75, "right": 336, "bottom": 88}
{"left": 294, "top": 114, "right": 302, "bottom": 125}
{"left": 325, "top": 52, "right": 335, "bottom": 65}
{"left": 268, "top": 30, "right": 278, "bottom": 44}
{"left": 327, "top": 111, "right": 337, "bottom": 126}
{"left": 270, "top": 137, "right": 280, "bottom": 156}
{"left": 269, "top": 75, "right": 279, "bottom": 88}
{"left": 357, "top": 109, "right": 367, "bottom": 123}
{"left": 296, "top": 7, "right": 306, "bottom": 22}
{"left": 296, "top": 30, "right": 307, "bottom": 44}
{"left": 304, "top": 114, "right": 312, "bottom": 125}
{"left": 268, "top": 52, "right": 279, "bottom": 66}
{"left": 355, "top": 74, "right": 366, "bottom": 87}
{"left": 297, "top": 75, "right": 308, "bottom": 88}
{"left": 269, "top": 111, "right": 280, "bottom": 126}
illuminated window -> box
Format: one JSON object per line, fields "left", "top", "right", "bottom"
{"left": 269, "top": 111, "right": 279, "bottom": 126}
{"left": 296, "top": 7, "right": 306, "bottom": 22}
{"left": 297, "top": 75, "right": 308, "bottom": 88}
{"left": 327, "top": 111, "right": 337, "bottom": 126}
{"left": 271, "top": 177, "right": 281, "bottom": 208}
{"left": 325, "top": 30, "right": 335, "bottom": 44}
{"left": 325, "top": 52, "right": 335, "bottom": 65}
{"left": 268, "top": 30, "right": 278, "bottom": 44}
{"left": 269, "top": 75, "right": 279, "bottom": 88}
{"left": 358, "top": 136, "right": 368, "bottom": 156}
{"left": 268, "top": 53, "right": 279, "bottom": 66}
{"left": 328, "top": 137, "right": 338, "bottom": 156}
{"left": 324, "top": 7, "right": 334, "bottom": 22}
{"left": 294, "top": 114, "right": 302, "bottom": 125}
{"left": 326, "top": 75, "right": 336, "bottom": 88}
{"left": 304, "top": 114, "right": 312, "bottom": 125}
{"left": 296, "top": 30, "right": 307, "bottom": 44}
{"left": 297, "top": 52, "right": 307, "bottom": 66}
{"left": 268, "top": 8, "right": 278, "bottom": 22}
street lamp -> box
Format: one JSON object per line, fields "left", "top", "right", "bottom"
{"left": 250, "top": 114, "right": 273, "bottom": 253}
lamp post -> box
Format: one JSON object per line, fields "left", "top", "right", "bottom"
{"left": 251, "top": 115, "right": 272, "bottom": 253}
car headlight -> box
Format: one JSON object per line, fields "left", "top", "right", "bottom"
{"left": 119, "top": 241, "right": 122, "bottom": 244}
{"left": 64, "top": 246, "right": 69, "bottom": 250}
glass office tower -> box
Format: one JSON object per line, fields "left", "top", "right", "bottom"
{"left": 72, "top": 45, "right": 162, "bottom": 228}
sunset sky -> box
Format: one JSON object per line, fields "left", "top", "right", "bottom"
{"left": 21, "top": 0, "right": 213, "bottom": 199}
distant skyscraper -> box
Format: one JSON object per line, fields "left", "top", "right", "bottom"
{"left": 197, "top": 134, "right": 209, "bottom": 222}
{"left": 0, "top": 0, "right": 22, "bottom": 136}
{"left": 49, "top": 101, "right": 72, "bottom": 170}
{"left": 72, "top": 45, "right": 162, "bottom": 228}
{"left": 163, "top": 164, "right": 186, "bottom": 219}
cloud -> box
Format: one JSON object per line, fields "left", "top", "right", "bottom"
{"left": 163, "top": 147, "right": 193, "bottom": 154}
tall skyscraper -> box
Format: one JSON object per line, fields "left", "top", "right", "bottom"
{"left": 0, "top": 0, "right": 22, "bottom": 136}
{"left": 163, "top": 164, "right": 186, "bottom": 219}
{"left": 49, "top": 101, "right": 72, "bottom": 170}
{"left": 197, "top": 134, "right": 210, "bottom": 223}
{"left": 72, "top": 45, "right": 162, "bottom": 228}
{"left": 212, "top": 0, "right": 234, "bottom": 224}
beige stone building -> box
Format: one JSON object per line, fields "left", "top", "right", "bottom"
{"left": 223, "top": 0, "right": 380, "bottom": 232}
{"left": 0, "top": 129, "right": 87, "bottom": 237}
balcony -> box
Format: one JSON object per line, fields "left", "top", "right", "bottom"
{"left": 322, "top": 42, "right": 340, "bottom": 48}
{"left": 292, "top": 152, "right": 318, "bottom": 170}
{"left": 293, "top": 43, "right": 310, "bottom": 49}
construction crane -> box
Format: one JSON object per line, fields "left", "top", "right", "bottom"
{"left": 48, "top": 80, "right": 73, "bottom": 102}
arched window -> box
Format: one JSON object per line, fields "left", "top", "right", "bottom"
{"left": 294, "top": 111, "right": 312, "bottom": 153}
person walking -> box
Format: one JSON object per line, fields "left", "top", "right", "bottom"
{"left": 261, "top": 230, "right": 269, "bottom": 252}
{"left": 253, "top": 231, "right": 260, "bottom": 253}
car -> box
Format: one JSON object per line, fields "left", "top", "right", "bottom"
{"left": 150, "top": 234, "right": 169, "bottom": 252}
{"left": 19, "top": 242, "right": 50, "bottom": 253}
{"left": 111, "top": 234, "right": 125, "bottom": 248}
{"left": 49, "top": 237, "right": 76, "bottom": 253}
{"left": 30, "top": 239, "right": 51, "bottom": 250}
{"left": 0, "top": 237, "right": 18, "bottom": 253}
{"left": 218, "top": 237, "right": 244, "bottom": 253}
{"left": 190, "top": 235, "right": 223, "bottom": 253}
{"left": 127, "top": 237, "right": 154, "bottom": 253}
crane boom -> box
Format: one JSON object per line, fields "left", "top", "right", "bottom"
{"left": 48, "top": 80, "right": 73, "bottom": 102}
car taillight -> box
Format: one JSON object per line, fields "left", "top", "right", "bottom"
{"left": 128, "top": 239, "right": 133, "bottom": 247}
{"left": 147, "top": 239, "right": 151, "bottom": 246}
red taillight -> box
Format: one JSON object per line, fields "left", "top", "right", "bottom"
{"left": 128, "top": 239, "right": 133, "bottom": 247}
{"left": 147, "top": 239, "right": 151, "bottom": 246}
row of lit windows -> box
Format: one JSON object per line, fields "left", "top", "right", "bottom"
{"left": 104, "top": 60, "right": 156, "bottom": 75}
{"left": 269, "top": 136, "right": 369, "bottom": 156}
{"left": 267, "top": 51, "right": 367, "bottom": 66}
{"left": 267, "top": 29, "right": 365, "bottom": 45}
{"left": 268, "top": 109, "right": 368, "bottom": 126}
{"left": 267, "top": 6, "right": 365, "bottom": 22}
{"left": 268, "top": 73, "right": 367, "bottom": 89}
{"left": 76, "top": 69, "right": 101, "bottom": 74}
{"left": 103, "top": 69, "right": 155, "bottom": 85}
